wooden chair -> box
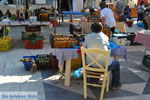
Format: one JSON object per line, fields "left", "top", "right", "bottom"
{"left": 81, "top": 47, "right": 111, "bottom": 100}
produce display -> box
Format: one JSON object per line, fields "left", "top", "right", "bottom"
{"left": 20, "top": 54, "right": 58, "bottom": 71}
{"left": 25, "top": 32, "right": 44, "bottom": 49}
{"left": 36, "top": 54, "right": 51, "bottom": 70}
{"left": 87, "top": 16, "right": 101, "bottom": 22}
{"left": 50, "top": 34, "right": 78, "bottom": 48}
{"left": 39, "top": 13, "right": 49, "bottom": 22}
{"left": 0, "top": 37, "right": 13, "bottom": 51}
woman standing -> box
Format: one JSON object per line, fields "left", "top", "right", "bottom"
{"left": 137, "top": 2, "right": 145, "bottom": 22}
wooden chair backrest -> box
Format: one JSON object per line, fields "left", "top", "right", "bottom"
{"left": 81, "top": 47, "right": 110, "bottom": 72}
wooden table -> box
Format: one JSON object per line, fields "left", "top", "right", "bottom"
{"left": 51, "top": 48, "right": 80, "bottom": 86}
{"left": 0, "top": 21, "right": 51, "bottom": 26}
{"left": 51, "top": 46, "right": 127, "bottom": 86}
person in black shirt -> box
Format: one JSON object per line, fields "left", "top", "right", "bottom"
{"left": 5, "top": 9, "right": 11, "bottom": 18}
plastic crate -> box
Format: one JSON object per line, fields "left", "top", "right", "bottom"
{"left": 0, "top": 37, "right": 13, "bottom": 51}
{"left": 50, "top": 34, "right": 78, "bottom": 48}
{"left": 23, "top": 56, "right": 37, "bottom": 71}
{"left": 71, "top": 57, "right": 82, "bottom": 70}
{"left": 126, "top": 21, "right": 133, "bottom": 27}
{"left": 25, "top": 26, "right": 41, "bottom": 32}
{"left": 25, "top": 40, "right": 43, "bottom": 49}
{"left": 36, "top": 54, "right": 51, "bottom": 70}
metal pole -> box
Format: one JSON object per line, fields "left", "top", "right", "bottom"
{"left": 53, "top": 0, "right": 57, "bottom": 34}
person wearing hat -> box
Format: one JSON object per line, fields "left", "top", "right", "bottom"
{"left": 99, "top": 2, "right": 116, "bottom": 36}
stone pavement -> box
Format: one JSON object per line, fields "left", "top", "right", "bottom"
{"left": 0, "top": 20, "right": 150, "bottom": 100}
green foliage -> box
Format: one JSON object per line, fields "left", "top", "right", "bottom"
{"left": 10, "top": 15, "right": 17, "bottom": 21}
{"left": 25, "top": 32, "right": 44, "bottom": 44}
{"left": 4, "top": 26, "right": 10, "bottom": 37}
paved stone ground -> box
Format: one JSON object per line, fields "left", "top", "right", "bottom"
{"left": 0, "top": 18, "right": 150, "bottom": 100}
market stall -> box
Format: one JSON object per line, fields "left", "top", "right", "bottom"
{"left": 134, "top": 31, "right": 150, "bottom": 71}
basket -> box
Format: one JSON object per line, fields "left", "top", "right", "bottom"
{"left": 126, "top": 21, "right": 133, "bottom": 27}
{"left": 0, "top": 37, "right": 13, "bottom": 51}
{"left": 23, "top": 56, "right": 37, "bottom": 71}
{"left": 25, "top": 40, "right": 43, "bottom": 49}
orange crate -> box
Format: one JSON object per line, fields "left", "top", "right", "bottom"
{"left": 71, "top": 57, "right": 82, "bottom": 70}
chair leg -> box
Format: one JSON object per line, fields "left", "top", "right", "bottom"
{"left": 83, "top": 70, "right": 87, "bottom": 99}
{"left": 106, "top": 73, "right": 110, "bottom": 92}
{"left": 100, "top": 76, "right": 106, "bottom": 100}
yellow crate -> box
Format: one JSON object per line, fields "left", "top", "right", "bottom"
{"left": 71, "top": 58, "right": 82, "bottom": 70}
{"left": 0, "top": 37, "right": 13, "bottom": 51}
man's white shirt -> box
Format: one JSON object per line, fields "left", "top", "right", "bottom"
{"left": 101, "top": 8, "right": 116, "bottom": 28}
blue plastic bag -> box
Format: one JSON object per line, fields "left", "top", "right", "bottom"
{"left": 74, "top": 68, "right": 83, "bottom": 78}
{"left": 109, "top": 41, "right": 119, "bottom": 50}
{"left": 137, "top": 22, "right": 144, "bottom": 28}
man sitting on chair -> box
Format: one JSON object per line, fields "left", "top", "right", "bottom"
{"left": 83, "top": 22, "right": 121, "bottom": 89}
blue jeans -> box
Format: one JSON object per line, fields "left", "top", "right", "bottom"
{"left": 109, "top": 60, "right": 120, "bottom": 87}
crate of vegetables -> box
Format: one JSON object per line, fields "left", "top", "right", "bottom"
{"left": 50, "top": 34, "right": 78, "bottom": 48}
{"left": 0, "top": 37, "right": 13, "bottom": 51}
{"left": 36, "top": 54, "right": 51, "bottom": 70}
{"left": 25, "top": 32, "right": 44, "bottom": 49}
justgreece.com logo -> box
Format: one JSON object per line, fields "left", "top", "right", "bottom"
{"left": 0, "top": 92, "right": 38, "bottom": 100}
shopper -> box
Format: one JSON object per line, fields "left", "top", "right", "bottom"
{"left": 116, "top": 0, "right": 124, "bottom": 16}
{"left": 99, "top": 0, "right": 106, "bottom": 10}
{"left": 5, "top": 9, "right": 11, "bottom": 18}
{"left": 137, "top": 2, "right": 145, "bottom": 22}
{"left": 99, "top": 2, "right": 116, "bottom": 35}
{"left": 83, "top": 23, "right": 121, "bottom": 89}
{"left": 124, "top": 5, "right": 132, "bottom": 21}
